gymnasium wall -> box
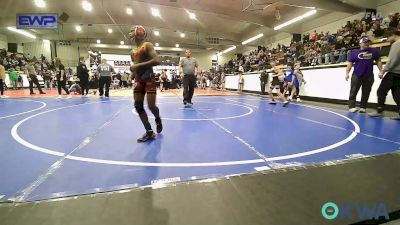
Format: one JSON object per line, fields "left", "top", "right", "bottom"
{"left": 0, "top": 34, "right": 7, "bottom": 50}
{"left": 23, "top": 41, "right": 51, "bottom": 60}
{"left": 225, "top": 65, "right": 396, "bottom": 106}
{"left": 194, "top": 51, "right": 235, "bottom": 70}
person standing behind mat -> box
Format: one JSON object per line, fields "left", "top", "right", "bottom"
{"left": 54, "top": 58, "right": 71, "bottom": 99}
{"left": 77, "top": 56, "right": 90, "bottom": 97}
{"left": 259, "top": 70, "right": 268, "bottom": 95}
{"left": 97, "top": 58, "right": 115, "bottom": 98}
{"left": 369, "top": 30, "right": 400, "bottom": 120}
{"left": 0, "top": 62, "right": 5, "bottom": 98}
{"left": 179, "top": 49, "right": 198, "bottom": 106}
{"left": 26, "top": 59, "right": 46, "bottom": 95}
{"left": 346, "top": 37, "right": 382, "bottom": 113}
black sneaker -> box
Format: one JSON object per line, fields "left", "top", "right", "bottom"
{"left": 269, "top": 101, "right": 277, "bottom": 105}
{"left": 183, "top": 100, "right": 187, "bottom": 106}
{"left": 155, "top": 118, "right": 163, "bottom": 133}
{"left": 137, "top": 131, "right": 156, "bottom": 142}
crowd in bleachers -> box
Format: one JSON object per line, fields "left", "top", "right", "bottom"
{"left": 225, "top": 12, "right": 400, "bottom": 73}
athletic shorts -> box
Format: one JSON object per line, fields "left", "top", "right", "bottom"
{"left": 134, "top": 79, "right": 157, "bottom": 94}
{"left": 270, "top": 77, "right": 281, "bottom": 89}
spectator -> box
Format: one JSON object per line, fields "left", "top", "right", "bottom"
{"left": 388, "top": 13, "right": 399, "bottom": 31}
{"left": 26, "top": 59, "right": 46, "bottom": 95}
{"left": 121, "top": 72, "right": 129, "bottom": 88}
{"left": 238, "top": 74, "right": 244, "bottom": 92}
{"left": 8, "top": 68, "right": 19, "bottom": 90}
{"left": 311, "top": 30, "right": 318, "bottom": 42}
{"left": 0, "top": 61, "right": 5, "bottom": 98}
{"left": 369, "top": 29, "right": 400, "bottom": 119}
{"left": 77, "top": 56, "right": 89, "bottom": 96}
{"left": 54, "top": 58, "right": 71, "bottom": 98}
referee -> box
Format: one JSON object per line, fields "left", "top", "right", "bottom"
{"left": 179, "top": 49, "right": 198, "bottom": 106}
{"left": 369, "top": 30, "right": 400, "bottom": 119}
{"left": 97, "top": 58, "right": 115, "bottom": 98}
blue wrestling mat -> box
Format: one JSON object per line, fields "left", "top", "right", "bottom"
{"left": 0, "top": 96, "right": 399, "bottom": 202}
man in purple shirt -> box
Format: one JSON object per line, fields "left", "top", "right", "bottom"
{"left": 346, "top": 37, "right": 383, "bottom": 113}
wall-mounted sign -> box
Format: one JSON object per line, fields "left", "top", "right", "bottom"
{"left": 16, "top": 13, "right": 58, "bottom": 29}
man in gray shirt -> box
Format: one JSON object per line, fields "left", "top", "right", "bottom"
{"left": 369, "top": 29, "right": 400, "bottom": 119}
{"left": 97, "top": 58, "right": 115, "bottom": 97}
{"left": 26, "top": 59, "right": 45, "bottom": 95}
{"left": 179, "top": 49, "right": 198, "bottom": 106}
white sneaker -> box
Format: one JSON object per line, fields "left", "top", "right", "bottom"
{"left": 296, "top": 98, "right": 302, "bottom": 103}
{"left": 57, "top": 95, "right": 62, "bottom": 99}
{"left": 349, "top": 108, "right": 358, "bottom": 113}
{"left": 358, "top": 108, "right": 366, "bottom": 113}
{"left": 67, "top": 95, "right": 72, "bottom": 99}
{"left": 287, "top": 96, "right": 292, "bottom": 101}
{"left": 283, "top": 101, "right": 289, "bottom": 107}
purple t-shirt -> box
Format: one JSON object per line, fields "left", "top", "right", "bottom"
{"left": 347, "top": 48, "right": 380, "bottom": 77}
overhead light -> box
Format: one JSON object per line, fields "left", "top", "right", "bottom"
{"left": 219, "top": 46, "right": 236, "bottom": 55}
{"left": 126, "top": 7, "right": 133, "bottom": 15}
{"left": 82, "top": 1, "right": 93, "bottom": 12}
{"left": 95, "top": 44, "right": 107, "bottom": 48}
{"left": 155, "top": 43, "right": 159, "bottom": 47}
{"left": 154, "top": 46, "right": 182, "bottom": 51}
{"left": 151, "top": 8, "right": 160, "bottom": 17}
{"left": 97, "top": 39, "right": 101, "bottom": 44}
{"left": 34, "top": 0, "right": 46, "bottom": 8}
{"left": 75, "top": 25, "right": 82, "bottom": 32}
{"left": 188, "top": 12, "right": 196, "bottom": 20}
{"left": 43, "top": 39, "right": 50, "bottom": 44}
{"left": 118, "top": 45, "right": 130, "bottom": 49}
{"left": 107, "top": 28, "right": 113, "bottom": 33}
{"left": 7, "top": 27, "right": 36, "bottom": 39}
{"left": 274, "top": 9, "right": 317, "bottom": 30}
{"left": 241, "top": 33, "right": 264, "bottom": 45}
{"left": 180, "top": 33, "right": 185, "bottom": 38}
{"left": 175, "top": 44, "right": 180, "bottom": 48}
{"left": 154, "top": 30, "right": 160, "bottom": 36}
{"left": 120, "top": 41, "right": 124, "bottom": 45}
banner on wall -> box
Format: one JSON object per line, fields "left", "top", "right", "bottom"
{"left": 101, "top": 54, "right": 131, "bottom": 73}
{"left": 16, "top": 14, "right": 58, "bottom": 29}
